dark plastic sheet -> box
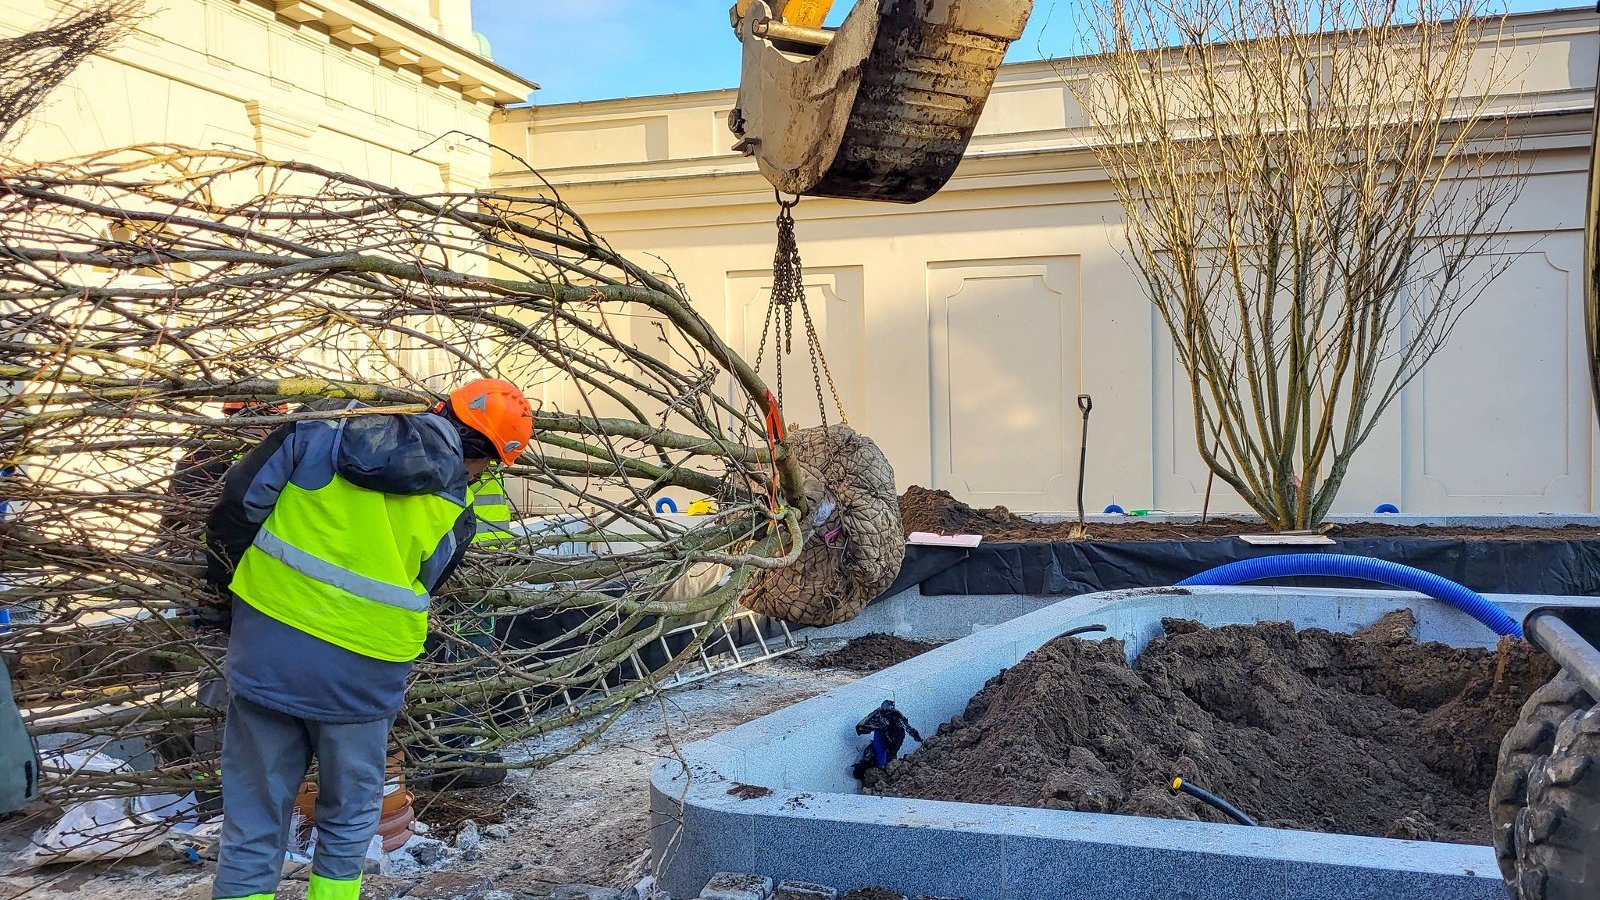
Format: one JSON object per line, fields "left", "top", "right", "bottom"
{"left": 900, "top": 538, "right": 1600, "bottom": 598}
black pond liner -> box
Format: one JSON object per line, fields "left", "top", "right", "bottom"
{"left": 889, "top": 537, "right": 1600, "bottom": 598}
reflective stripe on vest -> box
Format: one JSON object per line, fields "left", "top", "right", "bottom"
{"left": 253, "top": 530, "right": 429, "bottom": 611}
{"left": 231, "top": 477, "right": 463, "bottom": 662}
{"left": 468, "top": 476, "right": 512, "bottom": 545}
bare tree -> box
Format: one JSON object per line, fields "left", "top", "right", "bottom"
{"left": 0, "top": 3, "right": 902, "bottom": 812}
{"left": 1073, "top": 0, "right": 1521, "bottom": 528}
{"left": 0, "top": 0, "right": 139, "bottom": 149}
{"left": 0, "top": 140, "right": 807, "bottom": 799}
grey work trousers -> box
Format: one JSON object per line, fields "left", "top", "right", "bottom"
{"left": 211, "top": 695, "right": 391, "bottom": 900}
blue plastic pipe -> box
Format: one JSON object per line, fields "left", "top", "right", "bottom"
{"left": 1178, "top": 553, "right": 1523, "bottom": 638}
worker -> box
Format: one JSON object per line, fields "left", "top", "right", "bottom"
{"left": 204, "top": 379, "right": 533, "bottom": 900}
{"left": 159, "top": 401, "right": 288, "bottom": 558}
{"left": 411, "top": 453, "right": 517, "bottom": 790}
{"left": 850, "top": 700, "right": 922, "bottom": 780}
{"left": 467, "top": 467, "right": 514, "bottom": 545}
{"left": 433, "top": 466, "right": 512, "bottom": 663}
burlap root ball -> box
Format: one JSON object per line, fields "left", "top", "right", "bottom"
{"left": 741, "top": 425, "right": 905, "bottom": 626}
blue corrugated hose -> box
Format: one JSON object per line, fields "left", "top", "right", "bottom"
{"left": 1177, "top": 553, "right": 1523, "bottom": 638}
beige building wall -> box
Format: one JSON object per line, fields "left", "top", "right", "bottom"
{"left": 490, "top": 9, "right": 1600, "bottom": 516}
{"left": 4, "top": 0, "right": 534, "bottom": 193}
{"left": 4, "top": 0, "right": 538, "bottom": 390}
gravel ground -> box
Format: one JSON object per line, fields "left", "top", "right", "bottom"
{"left": 0, "top": 658, "right": 858, "bottom": 900}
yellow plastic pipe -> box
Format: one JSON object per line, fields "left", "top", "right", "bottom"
{"left": 735, "top": 0, "right": 837, "bottom": 28}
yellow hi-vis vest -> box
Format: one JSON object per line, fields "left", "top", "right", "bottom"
{"left": 468, "top": 474, "right": 513, "bottom": 545}
{"left": 230, "top": 476, "right": 464, "bottom": 662}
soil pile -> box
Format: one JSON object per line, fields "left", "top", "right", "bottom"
{"left": 411, "top": 783, "right": 531, "bottom": 841}
{"left": 811, "top": 634, "right": 942, "bottom": 672}
{"left": 872, "top": 612, "right": 1557, "bottom": 843}
{"left": 897, "top": 485, "right": 1600, "bottom": 542}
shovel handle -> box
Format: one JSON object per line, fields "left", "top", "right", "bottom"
{"left": 1078, "top": 394, "right": 1093, "bottom": 416}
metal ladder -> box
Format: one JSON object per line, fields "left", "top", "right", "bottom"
{"left": 533, "top": 609, "right": 799, "bottom": 717}
{"left": 420, "top": 610, "right": 801, "bottom": 738}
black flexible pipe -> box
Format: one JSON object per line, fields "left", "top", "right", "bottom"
{"left": 1061, "top": 624, "right": 1108, "bottom": 639}
{"left": 1169, "top": 777, "right": 1258, "bottom": 827}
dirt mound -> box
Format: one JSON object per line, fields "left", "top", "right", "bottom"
{"left": 872, "top": 611, "right": 1557, "bottom": 843}
{"left": 811, "top": 634, "right": 941, "bottom": 672}
{"left": 897, "top": 485, "right": 1600, "bottom": 542}
{"left": 411, "top": 783, "right": 531, "bottom": 841}
{"left": 899, "top": 485, "right": 1045, "bottom": 538}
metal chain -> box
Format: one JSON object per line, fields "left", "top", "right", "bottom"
{"left": 754, "top": 192, "right": 849, "bottom": 428}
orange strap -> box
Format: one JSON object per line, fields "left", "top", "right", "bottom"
{"left": 762, "top": 391, "right": 785, "bottom": 512}
{"left": 763, "top": 391, "right": 786, "bottom": 444}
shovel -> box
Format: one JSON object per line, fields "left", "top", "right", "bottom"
{"left": 1071, "top": 394, "right": 1093, "bottom": 539}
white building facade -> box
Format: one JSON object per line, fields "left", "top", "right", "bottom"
{"left": 490, "top": 9, "right": 1600, "bottom": 516}
{"left": 4, "top": 0, "right": 534, "bottom": 193}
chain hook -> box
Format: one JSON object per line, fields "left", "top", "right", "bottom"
{"left": 754, "top": 188, "right": 848, "bottom": 432}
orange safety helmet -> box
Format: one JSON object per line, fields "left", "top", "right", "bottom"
{"left": 448, "top": 378, "right": 533, "bottom": 466}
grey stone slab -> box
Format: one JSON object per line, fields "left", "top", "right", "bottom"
{"left": 1284, "top": 860, "right": 1505, "bottom": 900}
{"left": 1003, "top": 833, "right": 1288, "bottom": 900}
{"left": 654, "top": 787, "right": 754, "bottom": 899}
{"left": 772, "top": 880, "right": 837, "bottom": 900}
{"left": 700, "top": 872, "right": 773, "bottom": 900}
{"left": 751, "top": 813, "right": 1005, "bottom": 900}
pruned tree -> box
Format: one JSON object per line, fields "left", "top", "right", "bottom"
{"left": 0, "top": 2, "right": 902, "bottom": 813}
{"left": 1073, "top": 0, "right": 1521, "bottom": 528}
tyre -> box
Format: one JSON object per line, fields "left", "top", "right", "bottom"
{"left": 1491, "top": 671, "right": 1591, "bottom": 888}
{"left": 1513, "top": 706, "right": 1600, "bottom": 900}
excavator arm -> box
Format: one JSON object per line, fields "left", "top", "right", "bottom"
{"left": 734, "top": 0, "right": 837, "bottom": 29}
{"left": 729, "top": 0, "right": 1034, "bottom": 203}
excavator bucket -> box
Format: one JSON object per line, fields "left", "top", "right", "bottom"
{"left": 730, "top": 0, "right": 1034, "bottom": 203}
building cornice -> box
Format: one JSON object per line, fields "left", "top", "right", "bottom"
{"left": 488, "top": 6, "right": 1596, "bottom": 233}
{"left": 254, "top": 0, "right": 536, "bottom": 105}
{"left": 492, "top": 107, "right": 1593, "bottom": 230}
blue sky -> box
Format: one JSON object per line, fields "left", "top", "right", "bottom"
{"left": 474, "top": 1, "right": 1569, "bottom": 107}
{"left": 473, "top": 1, "right": 1094, "bottom": 105}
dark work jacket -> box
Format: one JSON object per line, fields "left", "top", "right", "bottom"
{"left": 205, "top": 411, "right": 475, "bottom": 723}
